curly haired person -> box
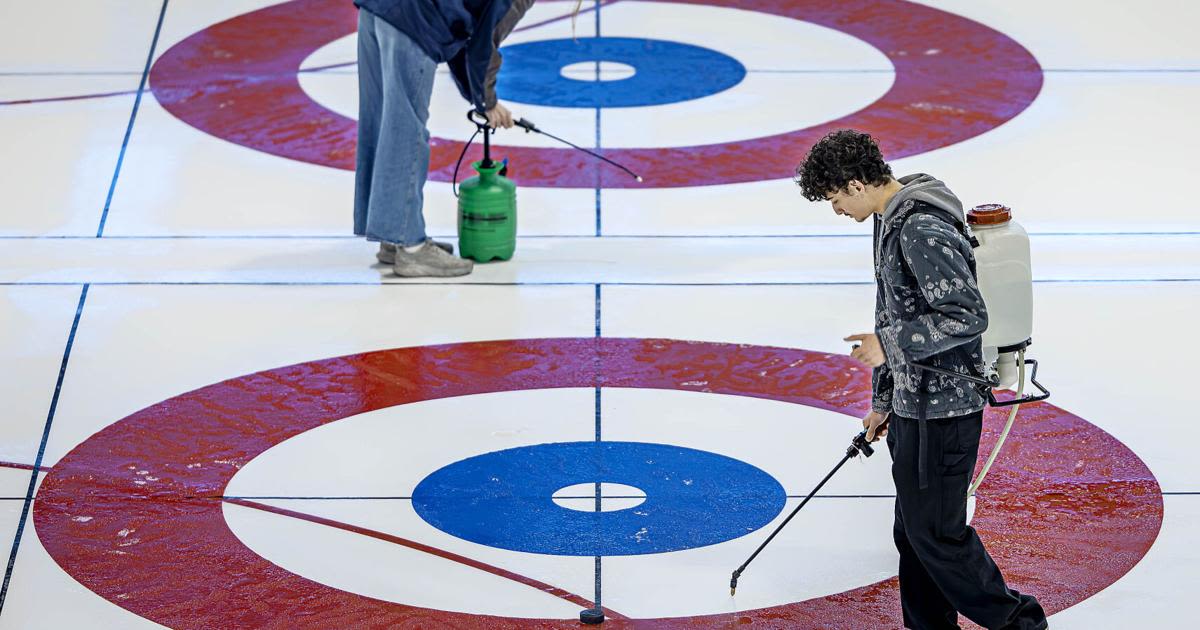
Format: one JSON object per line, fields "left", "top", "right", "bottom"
{"left": 796, "top": 130, "right": 1048, "bottom": 630}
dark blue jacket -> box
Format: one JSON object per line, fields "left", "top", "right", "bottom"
{"left": 354, "top": 0, "right": 513, "bottom": 111}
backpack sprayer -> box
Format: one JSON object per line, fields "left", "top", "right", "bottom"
{"left": 729, "top": 203, "right": 1050, "bottom": 596}
{"left": 916, "top": 204, "right": 1049, "bottom": 496}
{"left": 453, "top": 110, "right": 642, "bottom": 262}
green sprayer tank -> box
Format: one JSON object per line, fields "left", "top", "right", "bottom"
{"left": 457, "top": 159, "right": 516, "bottom": 262}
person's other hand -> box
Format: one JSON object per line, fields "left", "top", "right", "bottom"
{"left": 845, "top": 333, "right": 886, "bottom": 368}
{"left": 486, "top": 103, "right": 514, "bottom": 129}
{"left": 863, "top": 410, "right": 890, "bottom": 442}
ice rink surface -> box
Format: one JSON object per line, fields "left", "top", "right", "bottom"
{"left": 1, "top": 1, "right": 1195, "bottom": 627}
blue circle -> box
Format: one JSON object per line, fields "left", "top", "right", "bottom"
{"left": 496, "top": 37, "right": 747, "bottom": 108}
{"left": 411, "top": 441, "right": 786, "bottom": 556}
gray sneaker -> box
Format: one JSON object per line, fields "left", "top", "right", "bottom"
{"left": 391, "top": 240, "right": 474, "bottom": 277}
{"left": 377, "top": 240, "right": 453, "bottom": 265}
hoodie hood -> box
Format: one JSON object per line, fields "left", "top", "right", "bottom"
{"left": 881, "top": 173, "right": 966, "bottom": 231}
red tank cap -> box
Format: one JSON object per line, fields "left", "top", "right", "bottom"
{"left": 968, "top": 204, "right": 1012, "bottom": 226}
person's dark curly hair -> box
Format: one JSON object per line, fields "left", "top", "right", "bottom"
{"left": 795, "top": 129, "right": 893, "bottom": 202}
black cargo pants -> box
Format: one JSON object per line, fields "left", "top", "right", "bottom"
{"left": 887, "top": 410, "right": 1048, "bottom": 630}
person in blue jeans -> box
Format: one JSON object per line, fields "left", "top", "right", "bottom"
{"left": 353, "top": 0, "right": 541, "bottom": 277}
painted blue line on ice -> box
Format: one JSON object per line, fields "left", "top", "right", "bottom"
{"left": 0, "top": 284, "right": 89, "bottom": 613}
{"left": 96, "top": 0, "right": 169, "bottom": 237}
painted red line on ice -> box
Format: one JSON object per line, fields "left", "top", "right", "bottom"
{"left": 225, "top": 497, "right": 628, "bottom": 620}
{"left": 0, "top": 90, "right": 138, "bottom": 106}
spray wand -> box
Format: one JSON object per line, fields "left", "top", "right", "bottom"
{"left": 453, "top": 111, "right": 642, "bottom": 197}
{"left": 512, "top": 117, "right": 642, "bottom": 182}
{"left": 729, "top": 429, "right": 877, "bottom": 595}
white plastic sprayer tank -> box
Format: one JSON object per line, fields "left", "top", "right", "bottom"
{"left": 969, "top": 204, "right": 1032, "bottom": 388}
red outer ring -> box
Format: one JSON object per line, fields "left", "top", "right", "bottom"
{"left": 147, "top": 0, "right": 1043, "bottom": 189}
{"left": 35, "top": 338, "right": 1161, "bottom": 628}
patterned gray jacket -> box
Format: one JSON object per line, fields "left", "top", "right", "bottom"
{"left": 871, "top": 174, "right": 990, "bottom": 420}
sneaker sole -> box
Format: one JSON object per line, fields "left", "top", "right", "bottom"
{"left": 377, "top": 241, "right": 454, "bottom": 265}
{"left": 392, "top": 263, "right": 473, "bottom": 278}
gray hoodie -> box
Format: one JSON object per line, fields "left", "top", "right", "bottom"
{"left": 871, "top": 174, "right": 990, "bottom": 421}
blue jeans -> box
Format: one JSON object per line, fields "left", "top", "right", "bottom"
{"left": 354, "top": 9, "right": 435, "bottom": 247}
